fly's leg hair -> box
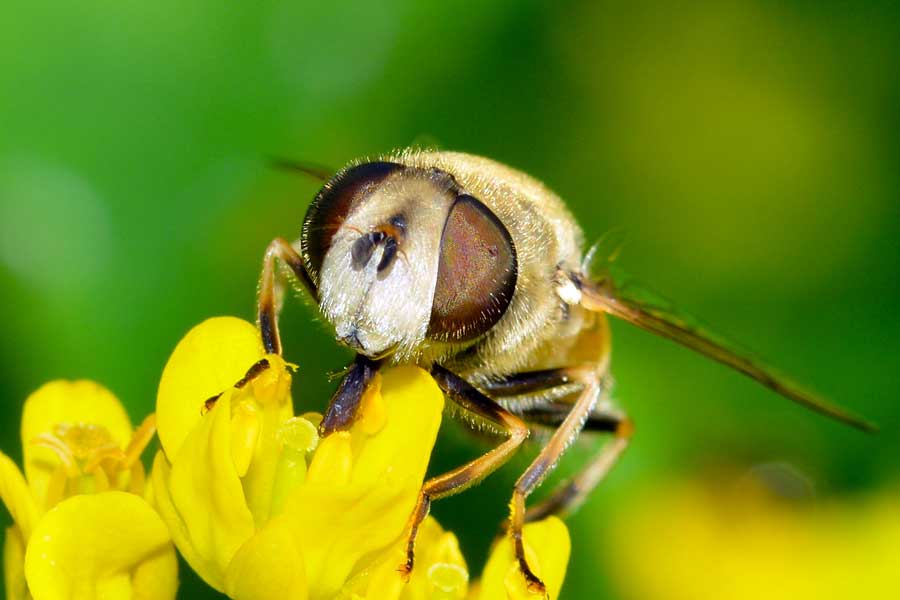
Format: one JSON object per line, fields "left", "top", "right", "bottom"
{"left": 398, "top": 365, "right": 530, "bottom": 580}
{"left": 258, "top": 237, "right": 316, "bottom": 355}
{"left": 522, "top": 407, "right": 632, "bottom": 523}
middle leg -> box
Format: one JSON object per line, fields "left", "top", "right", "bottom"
{"left": 507, "top": 372, "right": 604, "bottom": 594}
{"left": 398, "top": 364, "right": 530, "bottom": 578}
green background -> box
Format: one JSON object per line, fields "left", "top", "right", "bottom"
{"left": 1, "top": 1, "right": 897, "bottom": 598}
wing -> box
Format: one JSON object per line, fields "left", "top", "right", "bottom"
{"left": 575, "top": 265, "right": 877, "bottom": 433}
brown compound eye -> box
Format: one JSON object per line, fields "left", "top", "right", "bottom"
{"left": 428, "top": 194, "right": 517, "bottom": 342}
{"left": 301, "top": 161, "right": 403, "bottom": 284}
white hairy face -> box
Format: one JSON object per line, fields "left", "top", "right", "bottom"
{"left": 315, "top": 171, "right": 456, "bottom": 359}
{"left": 303, "top": 159, "right": 520, "bottom": 364}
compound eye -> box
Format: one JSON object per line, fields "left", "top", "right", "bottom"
{"left": 428, "top": 195, "right": 517, "bottom": 342}
{"left": 301, "top": 161, "right": 403, "bottom": 283}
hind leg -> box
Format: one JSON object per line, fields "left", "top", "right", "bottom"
{"left": 523, "top": 409, "right": 632, "bottom": 522}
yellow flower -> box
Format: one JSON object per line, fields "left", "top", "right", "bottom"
{"left": 342, "top": 514, "right": 570, "bottom": 600}
{"left": 151, "top": 317, "right": 444, "bottom": 600}
{"left": 609, "top": 475, "right": 900, "bottom": 600}
{"left": 0, "top": 380, "right": 178, "bottom": 600}
{"left": 150, "top": 317, "right": 572, "bottom": 600}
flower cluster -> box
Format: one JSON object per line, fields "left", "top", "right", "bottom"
{"left": 0, "top": 317, "right": 570, "bottom": 599}
{"left": 0, "top": 381, "right": 177, "bottom": 600}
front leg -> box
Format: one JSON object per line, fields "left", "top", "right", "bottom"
{"left": 258, "top": 237, "right": 317, "bottom": 355}
{"left": 319, "top": 355, "right": 381, "bottom": 435}
{"left": 207, "top": 238, "right": 317, "bottom": 412}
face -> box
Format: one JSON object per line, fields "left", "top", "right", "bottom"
{"left": 301, "top": 161, "right": 518, "bottom": 360}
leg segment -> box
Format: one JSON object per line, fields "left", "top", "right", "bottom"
{"left": 257, "top": 238, "right": 377, "bottom": 436}
{"left": 509, "top": 375, "right": 603, "bottom": 594}
{"left": 202, "top": 358, "right": 272, "bottom": 413}
{"left": 258, "top": 237, "right": 316, "bottom": 355}
{"left": 517, "top": 401, "right": 624, "bottom": 434}
{"left": 480, "top": 365, "right": 596, "bottom": 396}
{"left": 398, "top": 365, "right": 530, "bottom": 578}
{"left": 320, "top": 355, "right": 381, "bottom": 435}
{"left": 478, "top": 364, "right": 632, "bottom": 590}
{"left": 524, "top": 413, "right": 632, "bottom": 522}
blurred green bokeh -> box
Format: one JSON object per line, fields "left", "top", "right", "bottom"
{"left": 1, "top": 1, "right": 897, "bottom": 598}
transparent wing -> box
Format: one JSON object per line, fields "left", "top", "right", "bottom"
{"left": 577, "top": 244, "right": 876, "bottom": 433}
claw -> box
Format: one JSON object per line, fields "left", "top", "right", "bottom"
{"left": 202, "top": 393, "right": 221, "bottom": 415}
{"left": 526, "top": 578, "right": 548, "bottom": 596}
{"left": 396, "top": 559, "right": 412, "bottom": 583}
{"left": 518, "top": 554, "right": 548, "bottom": 597}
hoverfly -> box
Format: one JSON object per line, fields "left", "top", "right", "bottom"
{"left": 255, "top": 149, "right": 874, "bottom": 595}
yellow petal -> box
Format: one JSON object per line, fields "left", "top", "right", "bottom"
{"left": 282, "top": 480, "right": 419, "bottom": 600}
{"left": 23, "top": 491, "right": 174, "bottom": 600}
{"left": 21, "top": 380, "right": 132, "bottom": 509}
{"left": 132, "top": 544, "right": 179, "bottom": 600}
{"left": 281, "top": 366, "right": 444, "bottom": 599}
{"left": 156, "top": 317, "right": 264, "bottom": 460}
{"left": 231, "top": 401, "right": 262, "bottom": 478}
{"left": 224, "top": 521, "right": 308, "bottom": 600}
{"left": 306, "top": 433, "right": 353, "bottom": 486}
{"left": 348, "top": 366, "right": 444, "bottom": 489}
{"left": 151, "top": 452, "right": 220, "bottom": 590}
{"left": 0, "top": 451, "right": 39, "bottom": 541}
{"left": 153, "top": 390, "right": 255, "bottom": 591}
{"left": 4, "top": 526, "right": 28, "bottom": 600}
{"left": 412, "top": 517, "right": 469, "bottom": 600}
{"left": 348, "top": 517, "right": 468, "bottom": 600}
{"left": 478, "top": 517, "right": 570, "bottom": 600}
{"left": 236, "top": 357, "right": 296, "bottom": 527}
